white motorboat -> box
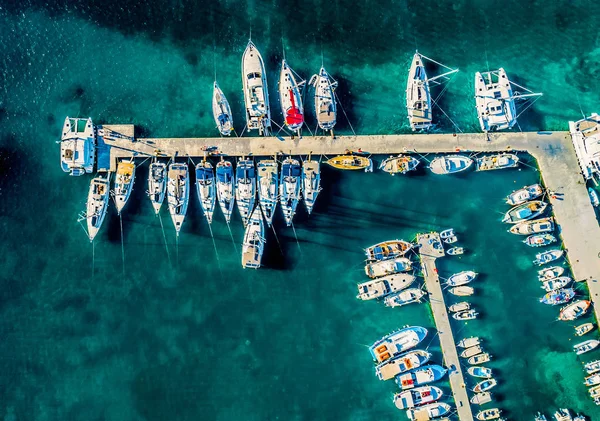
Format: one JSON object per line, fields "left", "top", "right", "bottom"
{"left": 257, "top": 159, "right": 278, "bottom": 227}
{"left": 569, "top": 113, "right": 600, "bottom": 180}
{"left": 468, "top": 366, "right": 492, "bottom": 378}
{"left": 429, "top": 155, "right": 473, "bottom": 174}
{"left": 585, "top": 359, "right": 600, "bottom": 375}
{"left": 461, "top": 345, "right": 484, "bottom": 359}
{"left": 365, "top": 239, "right": 413, "bottom": 261}
{"left": 235, "top": 158, "right": 257, "bottom": 226}
{"left": 356, "top": 273, "right": 416, "bottom": 301}
{"left": 85, "top": 175, "right": 110, "bottom": 241}
{"left": 395, "top": 365, "right": 447, "bottom": 390}
{"left": 447, "top": 247, "right": 464, "bottom": 255}
{"left": 476, "top": 153, "right": 519, "bottom": 171}
{"left": 114, "top": 159, "right": 135, "bottom": 215}
{"left": 368, "top": 326, "right": 428, "bottom": 363}
{"left": 302, "top": 158, "right": 321, "bottom": 215}
{"left": 383, "top": 288, "right": 426, "bottom": 308}
{"left": 453, "top": 309, "right": 478, "bottom": 320}
{"left": 376, "top": 349, "right": 432, "bottom": 381}
{"left": 468, "top": 353, "right": 491, "bottom": 365}
{"left": 279, "top": 158, "right": 302, "bottom": 226}
{"left": 279, "top": 59, "right": 304, "bottom": 135}
{"left": 457, "top": 336, "right": 479, "bottom": 348}
{"left": 449, "top": 302, "right": 471, "bottom": 313}
{"left": 60, "top": 116, "right": 96, "bottom": 176}
{"left": 241, "top": 207, "right": 265, "bottom": 269}
{"left": 216, "top": 158, "right": 235, "bottom": 223}
{"left": 585, "top": 373, "right": 600, "bottom": 386}
{"left": 365, "top": 257, "right": 412, "bottom": 278}
{"left": 559, "top": 300, "right": 591, "bottom": 321}
{"left": 470, "top": 391, "right": 492, "bottom": 405}
{"left": 443, "top": 235, "right": 458, "bottom": 244}
{"left": 242, "top": 40, "right": 271, "bottom": 135}
{"left": 505, "top": 183, "right": 544, "bottom": 205}
{"left": 449, "top": 286, "right": 475, "bottom": 297}
{"left": 509, "top": 217, "right": 554, "bottom": 235}
{"left": 167, "top": 163, "right": 190, "bottom": 236}
{"left": 195, "top": 160, "right": 216, "bottom": 224}
{"left": 148, "top": 160, "right": 167, "bottom": 215}
{"left": 393, "top": 385, "right": 442, "bottom": 409}
{"left": 533, "top": 249, "right": 564, "bottom": 266}
{"left": 440, "top": 228, "right": 455, "bottom": 239}
{"left": 476, "top": 408, "right": 502, "bottom": 420}
{"left": 212, "top": 81, "right": 233, "bottom": 136}
{"left": 310, "top": 66, "right": 338, "bottom": 134}
{"left": 473, "top": 378, "right": 497, "bottom": 393}
{"left": 538, "top": 265, "right": 565, "bottom": 281}
{"left": 574, "top": 339, "right": 600, "bottom": 355}
{"left": 575, "top": 322, "right": 594, "bottom": 337}
{"left": 379, "top": 155, "right": 420, "bottom": 174}
{"left": 541, "top": 276, "right": 572, "bottom": 292}
{"left": 503, "top": 200, "right": 548, "bottom": 223}
{"left": 446, "top": 271, "right": 478, "bottom": 287}
{"left": 406, "top": 402, "right": 451, "bottom": 421}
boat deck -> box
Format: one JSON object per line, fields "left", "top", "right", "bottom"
{"left": 418, "top": 233, "right": 474, "bottom": 421}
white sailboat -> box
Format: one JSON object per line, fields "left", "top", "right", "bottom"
{"left": 167, "top": 163, "right": 190, "bottom": 236}
{"left": 279, "top": 59, "right": 305, "bottom": 136}
{"left": 113, "top": 159, "right": 135, "bottom": 215}
{"left": 310, "top": 66, "right": 338, "bottom": 135}
{"left": 302, "top": 158, "right": 321, "bottom": 215}
{"left": 241, "top": 207, "right": 265, "bottom": 269}
{"left": 216, "top": 158, "right": 235, "bottom": 223}
{"left": 212, "top": 81, "right": 233, "bottom": 136}
{"left": 569, "top": 113, "right": 600, "bottom": 180}
{"left": 241, "top": 40, "right": 271, "bottom": 135}
{"left": 85, "top": 175, "right": 110, "bottom": 241}
{"left": 235, "top": 157, "right": 257, "bottom": 226}
{"left": 279, "top": 157, "right": 302, "bottom": 226}
{"left": 60, "top": 116, "right": 96, "bottom": 176}
{"left": 195, "top": 160, "right": 216, "bottom": 224}
{"left": 147, "top": 160, "right": 167, "bottom": 215}
{"left": 257, "top": 158, "right": 279, "bottom": 227}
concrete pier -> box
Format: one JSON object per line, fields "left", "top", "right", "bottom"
{"left": 418, "top": 233, "right": 474, "bottom": 421}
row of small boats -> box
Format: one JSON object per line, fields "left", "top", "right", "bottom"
{"left": 535, "top": 409, "right": 586, "bottom": 421}
{"left": 584, "top": 358, "right": 600, "bottom": 405}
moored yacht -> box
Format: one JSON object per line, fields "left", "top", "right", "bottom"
{"left": 559, "top": 300, "right": 591, "bottom": 321}
{"left": 279, "top": 157, "right": 302, "bottom": 226}
{"left": 356, "top": 273, "right": 416, "bottom": 300}
{"left": 311, "top": 66, "right": 338, "bottom": 134}
{"left": 302, "top": 158, "right": 321, "bottom": 215}
{"left": 195, "top": 160, "right": 216, "bottom": 224}
{"left": 60, "top": 116, "right": 96, "bottom": 176}
{"left": 569, "top": 113, "right": 600, "bottom": 180}
{"left": 86, "top": 175, "right": 110, "bottom": 241}
{"left": 114, "top": 159, "right": 135, "bottom": 215}
{"left": 509, "top": 217, "right": 554, "bottom": 235}
{"left": 476, "top": 408, "right": 502, "bottom": 420}
{"left": 534, "top": 249, "right": 564, "bottom": 266}
{"left": 368, "top": 326, "right": 428, "bottom": 363}
{"left": 279, "top": 59, "right": 304, "bottom": 136}
{"left": 257, "top": 158, "right": 278, "bottom": 227}
{"left": 241, "top": 207, "right": 265, "bottom": 269}
{"left": 242, "top": 40, "right": 271, "bottom": 135}
{"left": 148, "top": 160, "right": 167, "bottom": 215}
{"left": 365, "top": 257, "right": 412, "bottom": 278}
{"left": 393, "top": 385, "right": 442, "bottom": 409}
{"left": 212, "top": 81, "right": 233, "bottom": 136}
{"left": 503, "top": 200, "right": 547, "bottom": 223}
{"left": 235, "top": 157, "right": 257, "bottom": 226}
{"left": 380, "top": 154, "right": 420, "bottom": 174}
{"left": 167, "top": 163, "right": 190, "bottom": 236}
{"left": 429, "top": 155, "right": 473, "bottom": 174}
{"left": 506, "top": 183, "right": 544, "bottom": 205}
{"left": 383, "top": 288, "right": 426, "bottom": 308}
{"left": 375, "top": 349, "right": 431, "bottom": 381}
{"left": 216, "top": 158, "right": 235, "bottom": 223}
{"left": 365, "top": 240, "right": 413, "bottom": 261}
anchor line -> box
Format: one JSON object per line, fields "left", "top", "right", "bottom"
{"left": 120, "top": 214, "right": 125, "bottom": 275}
{"left": 290, "top": 221, "right": 302, "bottom": 254}
{"left": 270, "top": 223, "right": 284, "bottom": 255}
{"left": 226, "top": 222, "right": 238, "bottom": 254}
{"left": 158, "top": 212, "right": 172, "bottom": 267}
{"left": 91, "top": 239, "right": 95, "bottom": 283}
{"left": 334, "top": 91, "right": 357, "bottom": 136}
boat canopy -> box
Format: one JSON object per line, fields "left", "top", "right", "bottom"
{"left": 282, "top": 163, "right": 302, "bottom": 177}
{"left": 196, "top": 166, "right": 214, "bottom": 180}
{"left": 237, "top": 164, "right": 256, "bottom": 179}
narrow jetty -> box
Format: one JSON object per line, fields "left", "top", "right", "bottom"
{"left": 418, "top": 233, "right": 474, "bottom": 421}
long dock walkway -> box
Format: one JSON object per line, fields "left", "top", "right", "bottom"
{"left": 418, "top": 233, "right": 474, "bottom": 421}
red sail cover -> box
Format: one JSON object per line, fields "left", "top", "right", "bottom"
{"left": 285, "top": 89, "right": 303, "bottom": 126}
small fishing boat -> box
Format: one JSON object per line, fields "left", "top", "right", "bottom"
{"left": 589, "top": 187, "right": 600, "bottom": 207}
{"left": 447, "top": 247, "right": 464, "bottom": 255}
{"left": 147, "top": 160, "right": 167, "bottom": 215}
{"left": 586, "top": 359, "right": 600, "bottom": 374}
{"left": 453, "top": 309, "right": 478, "bottom": 321}
{"left": 468, "top": 353, "right": 491, "bottom": 365}
{"left": 534, "top": 249, "right": 564, "bottom": 265}
{"left": 443, "top": 235, "right": 458, "bottom": 244}
{"left": 311, "top": 66, "right": 338, "bottom": 134}
{"left": 365, "top": 257, "right": 412, "bottom": 278}
{"left": 212, "top": 81, "right": 233, "bottom": 136}
{"left": 440, "top": 228, "right": 455, "bottom": 239}
{"left": 85, "top": 175, "right": 110, "bottom": 241}
{"left": 468, "top": 366, "right": 492, "bottom": 378}
{"left": 278, "top": 59, "right": 304, "bottom": 135}
{"left": 60, "top": 116, "right": 96, "bottom": 176}
{"left": 302, "top": 159, "right": 321, "bottom": 215}
{"left": 506, "top": 183, "right": 544, "bottom": 205}
{"left": 554, "top": 409, "right": 573, "bottom": 421}
{"left": 241, "top": 40, "right": 271, "bottom": 135}
{"left": 326, "top": 155, "right": 372, "bottom": 171}
{"left": 503, "top": 201, "right": 548, "bottom": 223}
{"left": 395, "top": 365, "right": 447, "bottom": 390}
{"left": 535, "top": 413, "right": 548, "bottom": 421}
{"left": 470, "top": 391, "right": 492, "bottom": 405}
{"left": 393, "top": 385, "right": 442, "bottom": 409}
{"left": 216, "top": 159, "right": 235, "bottom": 223}
{"left": 356, "top": 274, "right": 416, "bottom": 301}
{"left": 256, "top": 159, "right": 278, "bottom": 227}
{"left": 538, "top": 265, "right": 565, "bottom": 281}
{"left": 446, "top": 271, "right": 478, "bottom": 287}
{"left": 461, "top": 345, "right": 484, "bottom": 359}
{"left": 365, "top": 239, "right": 413, "bottom": 261}
{"left": 476, "top": 153, "right": 519, "bottom": 171}
{"left": 241, "top": 207, "right": 265, "bottom": 269}
{"left": 369, "top": 326, "right": 428, "bottom": 363}
{"left": 376, "top": 349, "right": 432, "bottom": 381}
{"left": 429, "top": 155, "right": 473, "bottom": 175}
{"left": 114, "top": 159, "right": 136, "bottom": 215}
{"left": 559, "top": 300, "right": 592, "bottom": 321}
{"left": 476, "top": 408, "right": 502, "bottom": 420}
{"left": 379, "top": 155, "right": 420, "bottom": 174}
{"left": 590, "top": 385, "right": 600, "bottom": 398}
{"left": 585, "top": 373, "right": 600, "bottom": 386}
{"left": 541, "top": 276, "right": 572, "bottom": 292}
{"left": 406, "top": 402, "right": 451, "bottom": 421}
{"left": 449, "top": 286, "right": 475, "bottom": 297}
{"left": 474, "top": 378, "right": 497, "bottom": 393}
{"left": 509, "top": 217, "right": 554, "bottom": 235}
{"left": 539, "top": 288, "right": 575, "bottom": 305}
{"left": 167, "top": 163, "right": 190, "bottom": 236}
{"left": 457, "top": 336, "right": 480, "bottom": 348}
{"left": 235, "top": 157, "right": 257, "bottom": 226}
{"left": 524, "top": 233, "right": 556, "bottom": 247}
{"left": 384, "top": 288, "right": 426, "bottom": 308}
{"left": 575, "top": 322, "right": 595, "bottom": 337}
{"left": 195, "top": 160, "right": 216, "bottom": 224}
{"left": 449, "top": 302, "right": 471, "bottom": 313}
{"left": 574, "top": 339, "right": 600, "bottom": 355}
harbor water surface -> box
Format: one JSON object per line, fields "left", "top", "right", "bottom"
{"left": 1, "top": 1, "right": 599, "bottom": 420}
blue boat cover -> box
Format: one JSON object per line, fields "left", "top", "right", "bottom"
{"left": 196, "top": 167, "right": 214, "bottom": 180}
{"left": 282, "top": 163, "right": 301, "bottom": 177}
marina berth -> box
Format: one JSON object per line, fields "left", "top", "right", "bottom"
{"left": 379, "top": 154, "right": 420, "bottom": 174}
{"left": 311, "top": 66, "right": 338, "bottom": 133}
{"left": 326, "top": 154, "right": 372, "bottom": 171}
{"left": 301, "top": 159, "right": 321, "bottom": 215}
{"left": 212, "top": 81, "right": 233, "bottom": 136}
{"left": 241, "top": 40, "right": 271, "bottom": 135}
{"left": 534, "top": 249, "right": 564, "bottom": 266}
{"left": 502, "top": 200, "right": 547, "bottom": 223}
{"left": 569, "top": 113, "right": 600, "bottom": 180}
{"left": 429, "top": 155, "right": 473, "bottom": 174}
{"left": 573, "top": 339, "right": 600, "bottom": 355}
{"left": 279, "top": 157, "right": 302, "bottom": 226}
{"left": 470, "top": 391, "right": 492, "bottom": 405}
{"left": 368, "top": 326, "right": 428, "bottom": 363}
{"left": 468, "top": 366, "right": 493, "bottom": 378}
{"left": 524, "top": 233, "right": 557, "bottom": 247}
{"left": 539, "top": 288, "right": 575, "bottom": 305}
{"left": 241, "top": 207, "right": 265, "bottom": 269}
{"left": 541, "top": 276, "right": 572, "bottom": 292}
{"left": 195, "top": 160, "right": 216, "bottom": 224}
{"left": 256, "top": 159, "right": 279, "bottom": 227}
{"left": 457, "top": 336, "right": 479, "bottom": 348}
{"left": 364, "top": 256, "right": 412, "bottom": 278}
{"left": 475, "top": 153, "right": 519, "bottom": 171}
{"left": 476, "top": 408, "right": 502, "bottom": 420}
{"left": 383, "top": 288, "right": 426, "bottom": 308}
{"left": 375, "top": 349, "right": 431, "bottom": 381}
{"left": 356, "top": 273, "right": 416, "bottom": 301}
{"left": 278, "top": 59, "right": 304, "bottom": 135}
{"left": 449, "top": 286, "right": 475, "bottom": 296}
{"left": 575, "top": 322, "right": 594, "bottom": 336}
{"left": 505, "top": 183, "right": 544, "bottom": 206}
{"left": 365, "top": 239, "right": 413, "bottom": 261}
{"left": 215, "top": 159, "right": 235, "bottom": 223}
{"left": 147, "top": 160, "right": 167, "bottom": 215}
{"left": 85, "top": 175, "right": 110, "bottom": 241}
{"left": 509, "top": 217, "right": 554, "bottom": 235}
{"left": 235, "top": 157, "right": 257, "bottom": 227}
{"left": 558, "top": 300, "right": 591, "bottom": 321}
{"left": 473, "top": 378, "right": 497, "bottom": 393}
{"left": 406, "top": 402, "right": 451, "bottom": 421}
{"left": 468, "top": 353, "right": 491, "bottom": 365}
{"left": 167, "top": 163, "right": 190, "bottom": 236}
{"left": 446, "top": 270, "right": 478, "bottom": 287}
{"left": 538, "top": 265, "right": 565, "bottom": 281}
{"left": 60, "top": 116, "right": 96, "bottom": 176}
{"left": 475, "top": 68, "right": 516, "bottom": 132}
{"left": 393, "top": 385, "right": 443, "bottom": 409}
{"left": 114, "top": 159, "right": 136, "bottom": 215}
{"left": 395, "top": 364, "right": 447, "bottom": 390}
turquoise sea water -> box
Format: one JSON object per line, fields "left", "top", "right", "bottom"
{"left": 1, "top": 1, "right": 600, "bottom": 420}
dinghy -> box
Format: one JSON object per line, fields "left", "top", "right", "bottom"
{"left": 86, "top": 175, "right": 110, "bottom": 241}
{"left": 457, "top": 336, "right": 479, "bottom": 348}
{"left": 468, "top": 353, "right": 491, "bottom": 365}
{"left": 326, "top": 155, "right": 372, "bottom": 171}
{"left": 575, "top": 322, "right": 594, "bottom": 337}
{"left": 460, "top": 345, "right": 484, "bottom": 359}
{"left": 212, "top": 81, "right": 233, "bottom": 136}
{"left": 506, "top": 183, "right": 544, "bottom": 205}
{"left": 476, "top": 153, "right": 519, "bottom": 171}
{"left": 535, "top": 413, "right": 548, "bottom": 421}
{"left": 453, "top": 309, "right": 478, "bottom": 320}
{"left": 195, "top": 160, "right": 216, "bottom": 224}
{"left": 311, "top": 66, "right": 338, "bottom": 134}
{"left": 256, "top": 159, "right": 278, "bottom": 227}
{"left": 524, "top": 233, "right": 557, "bottom": 247}
{"left": 554, "top": 409, "right": 574, "bottom": 421}
{"left": 541, "top": 276, "right": 572, "bottom": 292}
{"left": 534, "top": 249, "right": 564, "bottom": 265}
{"left": 429, "top": 155, "right": 473, "bottom": 174}
{"left": 241, "top": 207, "right": 265, "bottom": 269}
{"left": 443, "top": 235, "right": 458, "bottom": 244}
{"left": 470, "top": 391, "right": 492, "bottom": 405}
{"left": 449, "top": 286, "right": 475, "bottom": 297}
{"left": 468, "top": 366, "right": 493, "bottom": 378}
{"left": 395, "top": 365, "right": 447, "bottom": 390}
{"left": 365, "top": 240, "right": 413, "bottom": 261}
{"left": 114, "top": 159, "right": 135, "bottom": 215}
{"left": 216, "top": 159, "right": 235, "bottom": 223}
{"left": 302, "top": 158, "right": 321, "bottom": 215}
{"left": 473, "top": 378, "right": 497, "bottom": 393}
{"left": 365, "top": 257, "right": 412, "bottom": 278}
{"left": 167, "top": 163, "right": 190, "bottom": 236}
{"left": 147, "top": 160, "right": 167, "bottom": 215}
{"left": 585, "top": 373, "right": 600, "bottom": 386}
{"left": 393, "top": 385, "right": 442, "bottom": 409}
{"left": 279, "top": 157, "right": 302, "bottom": 226}
{"left": 589, "top": 187, "right": 600, "bottom": 207}
{"left": 368, "top": 326, "right": 428, "bottom": 363}
{"left": 476, "top": 408, "right": 502, "bottom": 420}
{"left": 278, "top": 59, "right": 304, "bottom": 136}
{"left": 586, "top": 359, "right": 600, "bottom": 375}
{"left": 379, "top": 155, "right": 420, "bottom": 174}
{"left": 539, "top": 288, "right": 575, "bottom": 305}
{"left": 60, "top": 116, "right": 96, "bottom": 176}
{"left": 559, "top": 300, "right": 591, "bottom": 321}
{"left": 574, "top": 339, "right": 600, "bottom": 355}
{"left": 383, "top": 288, "right": 426, "bottom": 308}
{"left": 406, "top": 402, "right": 451, "bottom": 421}
{"left": 447, "top": 247, "right": 464, "bottom": 255}
{"left": 375, "top": 349, "right": 432, "bottom": 381}
{"left": 449, "top": 302, "right": 471, "bottom": 313}
{"left": 242, "top": 40, "right": 271, "bottom": 135}
{"left": 356, "top": 273, "right": 416, "bottom": 300}
{"left": 439, "top": 228, "right": 455, "bottom": 239}
{"left": 235, "top": 157, "right": 257, "bottom": 226}
{"left": 503, "top": 201, "right": 547, "bottom": 223}
{"left": 446, "top": 271, "right": 478, "bottom": 287}
{"left": 538, "top": 265, "right": 564, "bottom": 281}
{"left": 509, "top": 217, "right": 554, "bottom": 235}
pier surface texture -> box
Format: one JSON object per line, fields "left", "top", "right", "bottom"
{"left": 418, "top": 233, "right": 474, "bottom": 421}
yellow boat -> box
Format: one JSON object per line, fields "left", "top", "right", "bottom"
{"left": 326, "top": 155, "right": 371, "bottom": 170}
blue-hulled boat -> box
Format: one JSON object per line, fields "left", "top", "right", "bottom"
{"left": 216, "top": 159, "right": 235, "bottom": 223}
{"left": 539, "top": 287, "right": 575, "bottom": 305}
{"left": 395, "top": 364, "right": 447, "bottom": 390}
{"left": 369, "top": 326, "right": 428, "bottom": 363}
{"left": 279, "top": 157, "right": 302, "bottom": 226}
{"left": 393, "top": 385, "right": 443, "bottom": 409}
{"left": 195, "top": 160, "right": 216, "bottom": 224}
{"left": 235, "top": 158, "right": 257, "bottom": 226}
{"left": 375, "top": 349, "right": 431, "bottom": 381}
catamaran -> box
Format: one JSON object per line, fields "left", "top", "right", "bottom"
{"left": 167, "top": 163, "right": 190, "bottom": 236}
{"left": 241, "top": 207, "right": 265, "bottom": 269}
{"left": 148, "top": 160, "right": 167, "bottom": 215}
{"left": 212, "top": 81, "right": 233, "bottom": 136}
{"left": 216, "top": 158, "right": 235, "bottom": 223}
{"left": 257, "top": 158, "right": 278, "bottom": 227}
{"left": 279, "top": 59, "right": 304, "bottom": 136}
{"left": 60, "top": 116, "right": 96, "bottom": 176}
{"left": 406, "top": 51, "right": 458, "bottom": 131}
{"left": 310, "top": 66, "right": 338, "bottom": 135}
{"left": 569, "top": 113, "right": 600, "bottom": 180}
{"left": 375, "top": 349, "right": 432, "bottom": 381}
{"left": 235, "top": 157, "right": 257, "bottom": 226}
{"left": 380, "top": 155, "right": 420, "bottom": 175}
{"left": 241, "top": 40, "right": 271, "bottom": 135}
{"left": 368, "top": 326, "right": 428, "bottom": 363}
{"left": 302, "top": 158, "right": 321, "bottom": 215}
{"left": 279, "top": 158, "right": 302, "bottom": 226}
{"left": 509, "top": 217, "right": 554, "bottom": 235}
{"left": 429, "top": 155, "right": 473, "bottom": 174}
{"left": 114, "top": 159, "right": 135, "bottom": 215}
{"left": 195, "top": 160, "right": 216, "bottom": 224}
{"left": 85, "top": 175, "right": 110, "bottom": 241}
